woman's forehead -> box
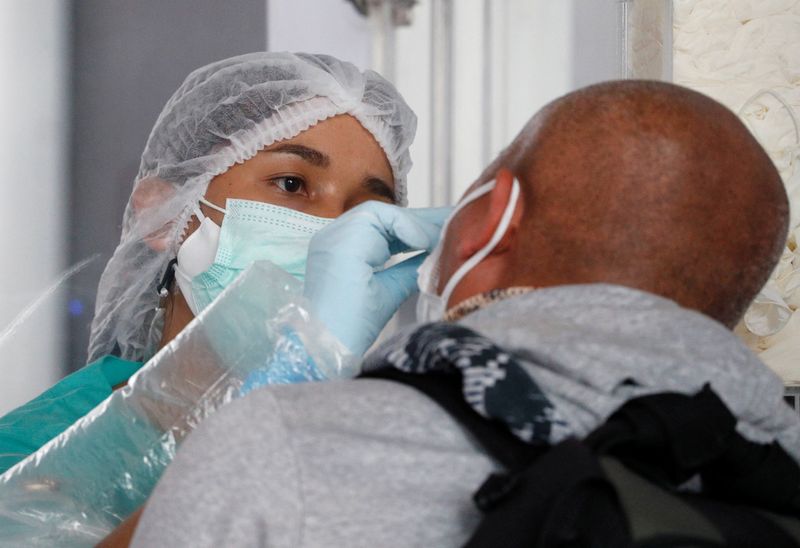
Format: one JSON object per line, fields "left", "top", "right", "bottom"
{"left": 271, "top": 115, "right": 391, "bottom": 169}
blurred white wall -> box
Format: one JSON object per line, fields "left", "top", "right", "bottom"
{"left": 265, "top": 0, "right": 622, "bottom": 209}
{"left": 266, "top": 0, "right": 622, "bottom": 208}
{"left": 267, "top": 0, "right": 371, "bottom": 68}
{"left": 393, "top": 0, "right": 620, "bottom": 206}
{"left": 0, "top": 1, "right": 68, "bottom": 414}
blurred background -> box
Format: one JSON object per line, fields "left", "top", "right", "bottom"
{"left": 1, "top": 0, "right": 797, "bottom": 415}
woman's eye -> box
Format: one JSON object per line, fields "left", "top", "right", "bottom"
{"left": 274, "top": 176, "right": 305, "bottom": 194}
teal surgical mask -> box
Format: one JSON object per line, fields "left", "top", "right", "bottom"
{"left": 174, "top": 197, "right": 333, "bottom": 315}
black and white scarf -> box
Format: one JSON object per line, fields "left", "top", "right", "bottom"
{"left": 371, "top": 323, "right": 563, "bottom": 445}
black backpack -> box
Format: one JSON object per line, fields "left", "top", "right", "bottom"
{"left": 364, "top": 368, "right": 800, "bottom": 547}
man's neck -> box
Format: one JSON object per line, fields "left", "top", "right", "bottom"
{"left": 444, "top": 287, "right": 537, "bottom": 322}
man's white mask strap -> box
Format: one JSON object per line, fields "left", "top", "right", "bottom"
{"left": 439, "top": 178, "right": 521, "bottom": 307}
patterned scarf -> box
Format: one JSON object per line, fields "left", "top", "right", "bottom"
{"left": 374, "top": 322, "right": 563, "bottom": 445}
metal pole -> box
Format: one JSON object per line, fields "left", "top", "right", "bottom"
{"left": 430, "top": 0, "right": 454, "bottom": 206}
{"left": 481, "top": 0, "right": 492, "bottom": 167}
{"left": 368, "top": 0, "right": 397, "bottom": 82}
{"left": 618, "top": 0, "right": 674, "bottom": 81}
{"left": 662, "top": 0, "right": 673, "bottom": 82}
{"left": 618, "top": 0, "right": 631, "bottom": 79}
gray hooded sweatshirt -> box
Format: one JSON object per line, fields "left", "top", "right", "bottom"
{"left": 132, "top": 284, "right": 800, "bottom": 547}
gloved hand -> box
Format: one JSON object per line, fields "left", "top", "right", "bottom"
{"left": 303, "top": 201, "right": 452, "bottom": 356}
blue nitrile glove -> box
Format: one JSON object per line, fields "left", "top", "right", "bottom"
{"left": 303, "top": 201, "right": 452, "bottom": 356}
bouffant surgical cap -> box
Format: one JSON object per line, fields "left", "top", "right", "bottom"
{"left": 87, "top": 52, "right": 417, "bottom": 363}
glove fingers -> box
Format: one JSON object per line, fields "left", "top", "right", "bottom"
{"left": 374, "top": 253, "right": 427, "bottom": 307}
{"left": 374, "top": 206, "right": 434, "bottom": 250}
{"left": 380, "top": 207, "right": 451, "bottom": 255}
{"left": 335, "top": 202, "right": 445, "bottom": 266}
{"left": 399, "top": 207, "right": 453, "bottom": 251}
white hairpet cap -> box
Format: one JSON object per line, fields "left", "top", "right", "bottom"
{"left": 87, "top": 52, "right": 417, "bottom": 363}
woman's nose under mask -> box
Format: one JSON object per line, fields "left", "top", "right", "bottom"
{"left": 174, "top": 197, "right": 333, "bottom": 315}
{"left": 416, "top": 177, "right": 521, "bottom": 323}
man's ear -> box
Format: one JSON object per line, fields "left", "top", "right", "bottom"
{"left": 132, "top": 177, "right": 176, "bottom": 252}
{"left": 459, "top": 168, "right": 524, "bottom": 258}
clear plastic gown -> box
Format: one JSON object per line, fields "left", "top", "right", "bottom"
{"left": 0, "top": 262, "right": 356, "bottom": 546}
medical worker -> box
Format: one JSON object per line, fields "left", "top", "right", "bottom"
{"left": 0, "top": 52, "right": 443, "bottom": 474}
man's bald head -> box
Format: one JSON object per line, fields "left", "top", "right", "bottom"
{"left": 484, "top": 81, "right": 787, "bottom": 327}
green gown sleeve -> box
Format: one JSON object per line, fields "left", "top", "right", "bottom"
{"left": 0, "top": 355, "right": 143, "bottom": 474}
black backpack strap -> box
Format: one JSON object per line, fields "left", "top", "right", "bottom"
{"left": 361, "top": 367, "right": 544, "bottom": 471}
{"left": 703, "top": 433, "right": 800, "bottom": 514}
{"left": 467, "top": 440, "right": 630, "bottom": 548}
{"left": 361, "top": 368, "right": 630, "bottom": 547}
{"left": 363, "top": 369, "right": 800, "bottom": 547}
{"left": 588, "top": 384, "right": 800, "bottom": 516}
{"left": 586, "top": 384, "right": 737, "bottom": 485}
{"left": 683, "top": 495, "right": 800, "bottom": 547}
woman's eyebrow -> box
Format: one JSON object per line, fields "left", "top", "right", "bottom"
{"left": 268, "top": 144, "right": 330, "bottom": 167}
{"left": 364, "top": 177, "right": 396, "bottom": 202}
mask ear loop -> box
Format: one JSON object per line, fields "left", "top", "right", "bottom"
{"left": 738, "top": 89, "right": 800, "bottom": 145}
{"left": 176, "top": 196, "right": 227, "bottom": 246}
{"left": 420, "top": 181, "right": 499, "bottom": 296}
{"left": 199, "top": 196, "right": 227, "bottom": 215}
{"left": 439, "top": 178, "right": 521, "bottom": 307}
{"left": 435, "top": 182, "right": 498, "bottom": 249}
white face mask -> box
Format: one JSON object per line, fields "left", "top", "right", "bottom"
{"left": 416, "top": 177, "right": 521, "bottom": 323}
